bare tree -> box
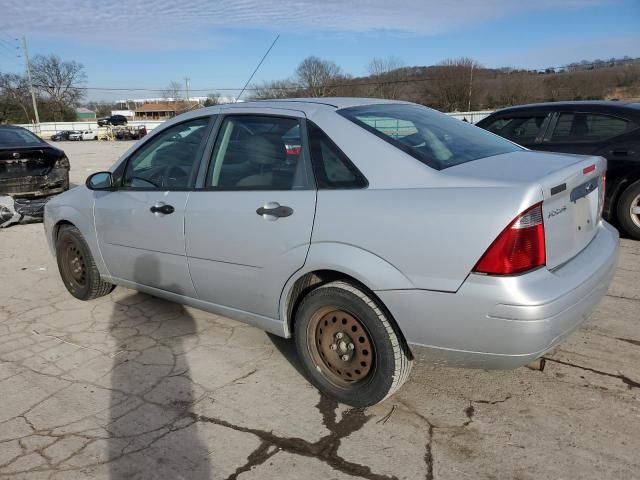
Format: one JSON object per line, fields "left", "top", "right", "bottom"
{"left": 0, "top": 72, "right": 32, "bottom": 122}
{"left": 161, "top": 80, "right": 183, "bottom": 101}
{"left": 295, "top": 56, "right": 344, "bottom": 97}
{"left": 29, "top": 55, "right": 86, "bottom": 120}
{"left": 203, "top": 92, "right": 222, "bottom": 106}
{"left": 367, "top": 56, "right": 405, "bottom": 99}
{"left": 429, "top": 57, "right": 481, "bottom": 111}
{"left": 250, "top": 79, "right": 300, "bottom": 100}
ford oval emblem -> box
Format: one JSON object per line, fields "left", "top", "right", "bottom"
{"left": 12, "top": 152, "right": 20, "bottom": 159}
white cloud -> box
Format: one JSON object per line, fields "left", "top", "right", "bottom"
{"left": 1, "top": 0, "right": 613, "bottom": 48}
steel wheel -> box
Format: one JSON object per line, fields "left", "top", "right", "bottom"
{"left": 55, "top": 225, "right": 115, "bottom": 300}
{"left": 60, "top": 240, "right": 87, "bottom": 292}
{"left": 307, "top": 306, "right": 375, "bottom": 387}
{"left": 630, "top": 192, "right": 640, "bottom": 229}
{"left": 294, "top": 281, "right": 413, "bottom": 407}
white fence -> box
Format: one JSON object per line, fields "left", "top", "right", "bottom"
{"left": 446, "top": 110, "right": 494, "bottom": 123}
{"left": 16, "top": 110, "right": 495, "bottom": 139}
{"left": 17, "top": 120, "right": 165, "bottom": 138}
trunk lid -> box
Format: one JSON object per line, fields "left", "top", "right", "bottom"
{"left": 0, "top": 147, "right": 56, "bottom": 180}
{"left": 444, "top": 150, "right": 606, "bottom": 270}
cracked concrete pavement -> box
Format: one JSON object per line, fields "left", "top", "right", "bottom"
{"left": 1, "top": 141, "right": 639, "bottom": 479}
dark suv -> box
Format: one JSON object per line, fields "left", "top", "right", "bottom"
{"left": 97, "top": 114, "right": 128, "bottom": 127}
{"left": 477, "top": 101, "right": 640, "bottom": 239}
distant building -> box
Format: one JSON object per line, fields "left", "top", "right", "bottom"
{"left": 134, "top": 101, "right": 199, "bottom": 120}
{"left": 75, "top": 107, "right": 96, "bottom": 121}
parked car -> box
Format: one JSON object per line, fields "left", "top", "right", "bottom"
{"left": 69, "top": 130, "right": 97, "bottom": 141}
{"left": 477, "top": 101, "right": 640, "bottom": 239}
{"left": 50, "top": 130, "right": 79, "bottom": 141}
{"left": 44, "top": 99, "right": 618, "bottom": 406}
{"left": 1, "top": 125, "right": 70, "bottom": 224}
{"left": 97, "top": 115, "right": 128, "bottom": 127}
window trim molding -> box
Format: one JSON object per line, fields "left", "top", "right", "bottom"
{"left": 305, "top": 120, "right": 368, "bottom": 190}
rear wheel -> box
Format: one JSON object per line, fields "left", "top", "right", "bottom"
{"left": 616, "top": 179, "right": 640, "bottom": 240}
{"left": 294, "top": 281, "right": 412, "bottom": 407}
{"left": 55, "top": 225, "right": 115, "bottom": 300}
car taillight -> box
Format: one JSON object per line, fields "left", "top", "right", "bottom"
{"left": 54, "top": 156, "right": 70, "bottom": 169}
{"left": 598, "top": 172, "right": 606, "bottom": 219}
{"left": 473, "top": 203, "right": 545, "bottom": 275}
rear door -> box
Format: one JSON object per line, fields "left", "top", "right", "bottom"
{"left": 185, "top": 109, "right": 316, "bottom": 319}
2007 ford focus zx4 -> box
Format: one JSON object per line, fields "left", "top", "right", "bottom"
{"left": 44, "top": 98, "right": 619, "bottom": 407}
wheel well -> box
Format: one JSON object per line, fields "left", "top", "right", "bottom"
{"left": 53, "top": 220, "right": 75, "bottom": 242}
{"left": 608, "top": 174, "right": 640, "bottom": 218}
{"left": 286, "top": 270, "right": 413, "bottom": 358}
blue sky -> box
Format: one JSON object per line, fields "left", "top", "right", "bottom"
{"left": 1, "top": 0, "right": 639, "bottom": 101}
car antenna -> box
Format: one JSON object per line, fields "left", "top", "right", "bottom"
{"left": 235, "top": 34, "right": 280, "bottom": 103}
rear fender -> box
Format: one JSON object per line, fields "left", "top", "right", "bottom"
{"left": 279, "top": 242, "right": 414, "bottom": 336}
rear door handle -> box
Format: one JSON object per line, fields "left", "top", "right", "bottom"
{"left": 611, "top": 149, "right": 629, "bottom": 156}
{"left": 256, "top": 202, "right": 293, "bottom": 219}
{"left": 150, "top": 203, "right": 175, "bottom": 215}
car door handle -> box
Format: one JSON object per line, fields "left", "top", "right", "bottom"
{"left": 611, "top": 149, "right": 629, "bottom": 156}
{"left": 256, "top": 203, "right": 293, "bottom": 219}
{"left": 150, "top": 203, "right": 175, "bottom": 215}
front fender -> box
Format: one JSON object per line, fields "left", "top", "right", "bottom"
{"left": 44, "top": 187, "right": 110, "bottom": 279}
{"left": 279, "top": 242, "right": 414, "bottom": 335}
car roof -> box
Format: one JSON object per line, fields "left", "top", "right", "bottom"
{"left": 490, "top": 100, "right": 640, "bottom": 115}
{"left": 0, "top": 124, "right": 29, "bottom": 130}
{"left": 224, "top": 97, "right": 413, "bottom": 111}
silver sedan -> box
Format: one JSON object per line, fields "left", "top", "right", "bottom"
{"left": 44, "top": 98, "right": 619, "bottom": 406}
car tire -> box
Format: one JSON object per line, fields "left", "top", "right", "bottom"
{"left": 616, "top": 179, "right": 640, "bottom": 240}
{"left": 294, "top": 280, "right": 412, "bottom": 407}
{"left": 55, "top": 225, "right": 115, "bottom": 300}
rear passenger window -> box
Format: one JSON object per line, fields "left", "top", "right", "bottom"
{"left": 307, "top": 122, "right": 367, "bottom": 189}
{"left": 206, "top": 115, "right": 311, "bottom": 190}
{"left": 550, "top": 113, "right": 634, "bottom": 142}
{"left": 485, "top": 115, "right": 548, "bottom": 143}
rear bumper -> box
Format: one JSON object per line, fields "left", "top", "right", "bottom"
{"left": 0, "top": 168, "right": 69, "bottom": 197}
{"left": 377, "top": 221, "right": 619, "bottom": 369}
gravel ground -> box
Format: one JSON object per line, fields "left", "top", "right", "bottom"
{"left": 0, "top": 140, "right": 639, "bottom": 479}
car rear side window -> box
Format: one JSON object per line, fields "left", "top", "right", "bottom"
{"left": 550, "top": 113, "right": 635, "bottom": 142}
{"left": 206, "top": 115, "right": 312, "bottom": 190}
{"left": 307, "top": 122, "right": 367, "bottom": 189}
{"left": 484, "top": 115, "right": 548, "bottom": 143}
{"left": 338, "top": 104, "right": 521, "bottom": 170}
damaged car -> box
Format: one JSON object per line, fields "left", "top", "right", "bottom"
{"left": 0, "top": 125, "right": 70, "bottom": 227}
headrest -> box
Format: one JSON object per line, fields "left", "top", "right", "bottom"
{"left": 243, "top": 134, "right": 286, "bottom": 165}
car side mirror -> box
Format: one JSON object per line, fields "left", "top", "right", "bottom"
{"left": 86, "top": 171, "right": 114, "bottom": 191}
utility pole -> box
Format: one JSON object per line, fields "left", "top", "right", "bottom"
{"left": 184, "top": 77, "right": 190, "bottom": 103}
{"left": 22, "top": 36, "right": 40, "bottom": 130}
{"left": 467, "top": 62, "right": 474, "bottom": 112}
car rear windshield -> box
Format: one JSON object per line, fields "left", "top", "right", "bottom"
{"left": 338, "top": 104, "right": 522, "bottom": 170}
{"left": 0, "top": 128, "right": 44, "bottom": 148}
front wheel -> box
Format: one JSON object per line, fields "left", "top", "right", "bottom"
{"left": 55, "top": 225, "right": 115, "bottom": 300}
{"left": 294, "top": 281, "right": 412, "bottom": 407}
{"left": 616, "top": 179, "right": 640, "bottom": 240}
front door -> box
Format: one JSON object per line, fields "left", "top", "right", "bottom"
{"left": 185, "top": 112, "right": 316, "bottom": 319}
{"left": 94, "top": 116, "right": 212, "bottom": 296}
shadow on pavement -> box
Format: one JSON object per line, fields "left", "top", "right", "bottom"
{"left": 107, "top": 255, "right": 211, "bottom": 479}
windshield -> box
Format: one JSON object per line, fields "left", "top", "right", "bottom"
{"left": 338, "top": 104, "right": 522, "bottom": 170}
{"left": 0, "top": 128, "right": 45, "bottom": 148}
